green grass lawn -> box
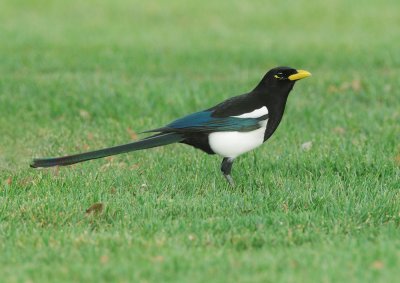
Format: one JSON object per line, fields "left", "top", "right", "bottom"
{"left": 1, "top": 0, "right": 399, "bottom": 282}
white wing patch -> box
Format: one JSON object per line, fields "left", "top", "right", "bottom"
{"left": 232, "top": 106, "right": 268, "bottom": 118}
{"left": 208, "top": 119, "right": 268, "bottom": 158}
{"left": 209, "top": 106, "right": 269, "bottom": 158}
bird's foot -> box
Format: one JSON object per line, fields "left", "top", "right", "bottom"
{"left": 224, "top": 174, "right": 235, "bottom": 187}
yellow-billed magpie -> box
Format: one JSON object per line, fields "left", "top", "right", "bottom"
{"left": 31, "top": 67, "right": 311, "bottom": 186}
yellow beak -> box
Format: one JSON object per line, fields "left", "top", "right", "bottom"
{"left": 288, "top": 69, "right": 312, "bottom": 81}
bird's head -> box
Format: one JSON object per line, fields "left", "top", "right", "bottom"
{"left": 255, "top": 66, "right": 311, "bottom": 94}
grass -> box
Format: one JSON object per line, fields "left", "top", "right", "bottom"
{"left": 1, "top": 0, "right": 399, "bottom": 282}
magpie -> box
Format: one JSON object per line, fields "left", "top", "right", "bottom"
{"left": 31, "top": 67, "right": 311, "bottom": 186}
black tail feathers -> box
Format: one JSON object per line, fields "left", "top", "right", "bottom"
{"left": 30, "top": 133, "right": 183, "bottom": 168}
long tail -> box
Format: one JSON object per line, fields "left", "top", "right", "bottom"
{"left": 30, "top": 133, "right": 183, "bottom": 168}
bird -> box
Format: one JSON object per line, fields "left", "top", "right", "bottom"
{"left": 31, "top": 66, "right": 311, "bottom": 186}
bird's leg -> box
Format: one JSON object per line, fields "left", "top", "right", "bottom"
{"left": 221, "top": 157, "right": 235, "bottom": 187}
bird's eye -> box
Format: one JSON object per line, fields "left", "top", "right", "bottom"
{"left": 274, "top": 73, "right": 284, "bottom": 80}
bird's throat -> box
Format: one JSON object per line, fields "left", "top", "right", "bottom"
{"left": 262, "top": 93, "right": 290, "bottom": 142}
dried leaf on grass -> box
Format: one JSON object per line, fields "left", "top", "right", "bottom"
{"left": 395, "top": 154, "right": 400, "bottom": 166}
{"left": 85, "top": 202, "right": 104, "bottom": 215}
{"left": 100, "top": 255, "right": 109, "bottom": 264}
{"left": 127, "top": 128, "right": 138, "bottom": 140}
{"left": 371, "top": 260, "right": 384, "bottom": 270}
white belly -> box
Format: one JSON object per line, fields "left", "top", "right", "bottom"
{"left": 208, "top": 120, "right": 268, "bottom": 158}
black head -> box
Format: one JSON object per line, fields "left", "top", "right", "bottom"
{"left": 251, "top": 67, "right": 311, "bottom": 141}
{"left": 254, "top": 66, "right": 311, "bottom": 94}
